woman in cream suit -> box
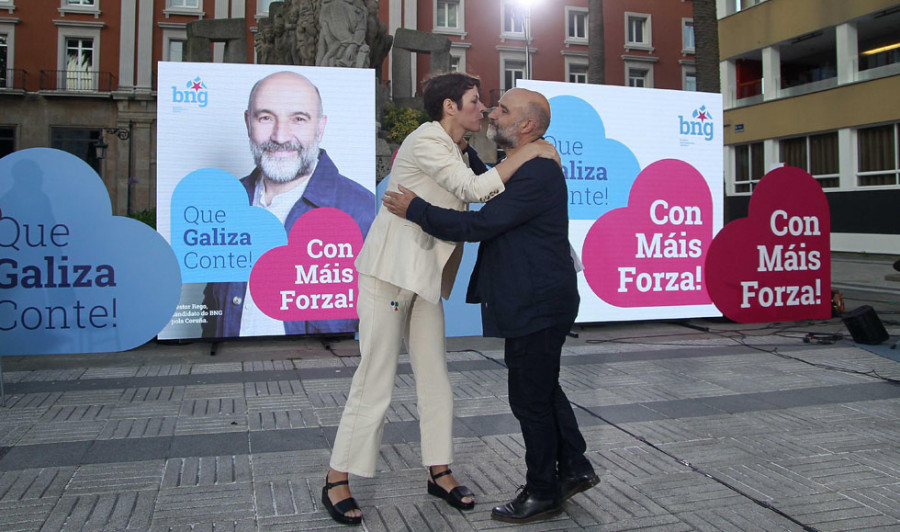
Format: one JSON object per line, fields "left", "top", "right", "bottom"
{"left": 322, "top": 72, "right": 559, "bottom": 525}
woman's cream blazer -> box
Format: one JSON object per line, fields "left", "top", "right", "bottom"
{"left": 355, "top": 121, "right": 504, "bottom": 304}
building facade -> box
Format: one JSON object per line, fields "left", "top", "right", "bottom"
{"left": 393, "top": 0, "right": 696, "bottom": 106}
{"left": 0, "top": 0, "right": 278, "bottom": 216}
{"left": 0, "top": 0, "right": 697, "bottom": 216}
{"left": 717, "top": 0, "right": 900, "bottom": 253}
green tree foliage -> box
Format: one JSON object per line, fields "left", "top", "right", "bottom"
{"left": 128, "top": 208, "right": 156, "bottom": 229}
{"left": 382, "top": 104, "right": 429, "bottom": 143}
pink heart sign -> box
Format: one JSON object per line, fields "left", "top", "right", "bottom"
{"left": 582, "top": 159, "right": 714, "bottom": 307}
{"left": 249, "top": 207, "right": 363, "bottom": 321}
{"left": 705, "top": 166, "right": 831, "bottom": 322}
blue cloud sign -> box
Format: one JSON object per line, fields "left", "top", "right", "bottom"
{"left": 544, "top": 95, "right": 641, "bottom": 220}
{"left": 170, "top": 168, "right": 288, "bottom": 283}
{"left": 0, "top": 148, "right": 182, "bottom": 356}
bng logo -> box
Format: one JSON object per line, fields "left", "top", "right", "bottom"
{"left": 679, "top": 105, "right": 713, "bottom": 141}
{"left": 172, "top": 76, "right": 208, "bottom": 108}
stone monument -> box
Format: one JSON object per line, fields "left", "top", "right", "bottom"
{"left": 184, "top": 18, "right": 248, "bottom": 63}
{"left": 254, "top": 0, "right": 393, "bottom": 83}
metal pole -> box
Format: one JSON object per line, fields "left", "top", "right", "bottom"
{"left": 126, "top": 120, "right": 134, "bottom": 215}
{"left": 524, "top": 7, "right": 531, "bottom": 79}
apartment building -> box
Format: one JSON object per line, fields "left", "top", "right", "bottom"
{"left": 717, "top": 0, "right": 900, "bottom": 253}
{"left": 0, "top": 0, "right": 269, "bottom": 216}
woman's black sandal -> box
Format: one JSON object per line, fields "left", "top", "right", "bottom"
{"left": 427, "top": 467, "right": 475, "bottom": 510}
{"left": 322, "top": 475, "right": 362, "bottom": 525}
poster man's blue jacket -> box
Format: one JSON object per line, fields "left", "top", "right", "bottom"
{"left": 202, "top": 149, "right": 374, "bottom": 338}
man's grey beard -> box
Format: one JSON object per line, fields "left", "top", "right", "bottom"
{"left": 250, "top": 139, "right": 319, "bottom": 183}
{"left": 487, "top": 121, "right": 518, "bottom": 150}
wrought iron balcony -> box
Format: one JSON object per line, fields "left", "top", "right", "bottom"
{"left": 0, "top": 69, "right": 27, "bottom": 91}
{"left": 39, "top": 70, "right": 116, "bottom": 92}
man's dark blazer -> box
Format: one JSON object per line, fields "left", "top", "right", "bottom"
{"left": 202, "top": 149, "right": 375, "bottom": 338}
{"left": 406, "top": 156, "right": 578, "bottom": 338}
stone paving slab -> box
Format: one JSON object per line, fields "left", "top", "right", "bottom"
{"left": 1, "top": 307, "right": 899, "bottom": 530}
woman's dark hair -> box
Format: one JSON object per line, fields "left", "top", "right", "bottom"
{"left": 422, "top": 72, "right": 481, "bottom": 121}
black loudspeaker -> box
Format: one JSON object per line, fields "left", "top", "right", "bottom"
{"left": 842, "top": 305, "right": 889, "bottom": 345}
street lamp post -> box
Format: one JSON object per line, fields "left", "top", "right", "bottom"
{"left": 517, "top": 0, "right": 537, "bottom": 79}
{"left": 94, "top": 122, "right": 134, "bottom": 215}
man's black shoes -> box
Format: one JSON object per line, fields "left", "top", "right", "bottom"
{"left": 491, "top": 486, "right": 562, "bottom": 524}
{"left": 559, "top": 471, "right": 600, "bottom": 502}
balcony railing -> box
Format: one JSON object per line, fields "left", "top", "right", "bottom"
{"left": 39, "top": 70, "right": 116, "bottom": 92}
{"left": 0, "top": 69, "right": 27, "bottom": 90}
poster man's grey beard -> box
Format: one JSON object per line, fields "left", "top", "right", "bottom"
{"left": 250, "top": 139, "right": 319, "bottom": 183}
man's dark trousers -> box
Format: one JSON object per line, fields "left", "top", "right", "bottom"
{"left": 504, "top": 322, "right": 592, "bottom": 499}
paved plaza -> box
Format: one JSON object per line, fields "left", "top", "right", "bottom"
{"left": 1, "top": 253, "right": 898, "bottom": 531}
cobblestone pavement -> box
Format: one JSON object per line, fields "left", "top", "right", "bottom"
{"left": 1, "top": 253, "right": 898, "bottom": 531}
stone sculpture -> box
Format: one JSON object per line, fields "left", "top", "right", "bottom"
{"left": 365, "top": 0, "right": 392, "bottom": 81}
{"left": 256, "top": 19, "right": 274, "bottom": 64}
{"left": 316, "top": 0, "right": 370, "bottom": 68}
{"left": 282, "top": 0, "right": 302, "bottom": 65}
{"left": 253, "top": 0, "right": 392, "bottom": 80}
{"left": 295, "top": 0, "right": 321, "bottom": 66}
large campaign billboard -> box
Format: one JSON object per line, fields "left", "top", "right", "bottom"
{"left": 518, "top": 80, "right": 724, "bottom": 323}
{"left": 157, "top": 62, "right": 376, "bottom": 340}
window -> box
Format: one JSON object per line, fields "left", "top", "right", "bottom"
{"left": 734, "top": 142, "right": 764, "bottom": 193}
{"left": 436, "top": 0, "right": 462, "bottom": 32}
{"left": 165, "top": 0, "right": 202, "bottom": 16}
{"left": 163, "top": 27, "right": 188, "bottom": 62}
{"left": 57, "top": 23, "right": 101, "bottom": 91}
{"left": 65, "top": 37, "right": 94, "bottom": 90}
{"left": 625, "top": 13, "right": 651, "bottom": 49}
{"left": 857, "top": 123, "right": 899, "bottom": 187}
{"left": 0, "top": 21, "right": 14, "bottom": 89}
{"left": 734, "top": 0, "right": 765, "bottom": 13}
{"left": 0, "top": 126, "right": 14, "bottom": 159}
{"left": 60, "top": 0, "right": 99, "bottom": 15}
{"left": 502, "top": 1, "right": 525, "bottom": 37}
{"left": 780, "top": 41, "right": 836, "bottom": 90}
{"left": 168, "top": 39, "right": 185, "bottom": 62}
{"left": 628, "top": 67, "right": 649, "bottom": 87}
{"left": 859, "top": 41, "right": 900, "bottom": 72}
{"left": 625, "top": 58, "right": 655, "bottom": 88}
{"left": 51, "top": 127, "right": 102, "bottom": 174}
{"left": 735, "top": 57, "right": 763, "bottom": 99}
{"left": 567, "top": 60, "right": 587, "bottom": 83}
{"left": 503, "top": 59, "right": 525, "bottom": 91}
{"left": 0, "top": 34, "right": 7, "bottom": 88}
{"left": 257, "top": 0, "right": 276, "bottom": 14}
{"left": 780, "top": 133, "right": 839, "bottom": 188}
{"left": 449, "top": 44, "right": 467, "bottom": 73}
{"left": 683, "top": 68, "right": 697, "bottom": 91}
{"left": 566, "top": 8, "right": 588, "bottom": 44}
{"left": 682, "top": 19, "right": 695, "bottom": 53}
{"left": 858, "top": 12, "right": 900, "bottom": 73}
